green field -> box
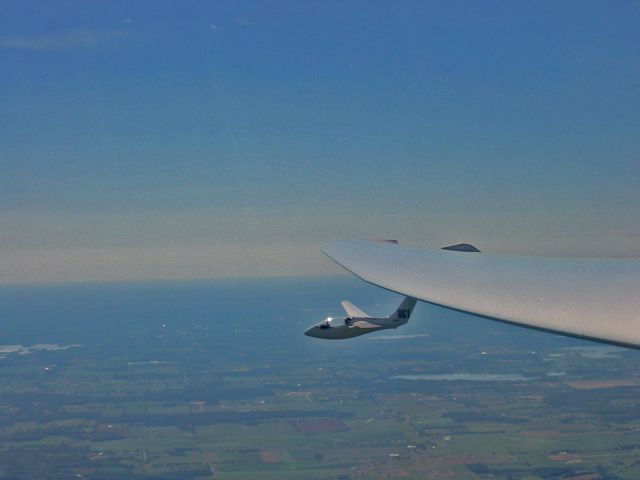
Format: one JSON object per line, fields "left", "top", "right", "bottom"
{"left": 1, "top": 333, "right": 640, "bottom": 480}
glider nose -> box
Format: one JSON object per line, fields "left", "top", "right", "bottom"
{"left": 304, "top": 326, "right": 320, "bottom": 338}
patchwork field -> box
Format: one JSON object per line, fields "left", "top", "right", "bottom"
{"left": 0, "top": 278, "right": 639, "bottom": 479}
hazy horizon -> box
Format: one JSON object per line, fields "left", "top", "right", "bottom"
{"left": 2, "top": 1, "right": 639, "bottom": 284}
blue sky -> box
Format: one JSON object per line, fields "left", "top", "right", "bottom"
{"left": 1, "top": 1, "right": 639, "bottom": 283}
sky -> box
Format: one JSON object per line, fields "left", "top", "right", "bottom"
{"left": 0, "top": 0, "right": 639, "bottom": 284}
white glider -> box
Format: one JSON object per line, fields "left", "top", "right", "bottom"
{"left": 321, "top": 240, "right": 640, "bottom": 349}
{"left": 305, "top": 295, "right": 417, "bottom": 340}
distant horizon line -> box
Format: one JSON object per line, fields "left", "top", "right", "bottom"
{"left": 0, "top": 272, "right": 350, "bottom": 289}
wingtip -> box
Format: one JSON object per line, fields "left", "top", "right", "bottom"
{"left": 441, "top": 243, "right": 481, "bottom": 253}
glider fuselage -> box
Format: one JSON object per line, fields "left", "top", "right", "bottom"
{"left": 304, "top": 315, "right": 405, "bottom": 339}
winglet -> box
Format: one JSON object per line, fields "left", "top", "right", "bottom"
{"left": 441, "top": 243, "right": 481, "bottom": 253}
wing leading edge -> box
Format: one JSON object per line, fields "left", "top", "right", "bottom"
{"left": 322, "top": 240, "right": 640, "bottom": 349}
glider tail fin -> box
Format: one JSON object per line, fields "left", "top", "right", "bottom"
{"left": 390, "top": 297, "right": 417, "bottom": 321}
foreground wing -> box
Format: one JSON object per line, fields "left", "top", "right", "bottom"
{"left": 322, "top": 240, "right": 640, "bottom": 349}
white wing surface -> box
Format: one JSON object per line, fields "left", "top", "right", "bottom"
{"left": 322, "top": 240, "right": 640, "bottom": 349}
{"left": 341, "top": 300, "right": 369, "bottom": 318}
